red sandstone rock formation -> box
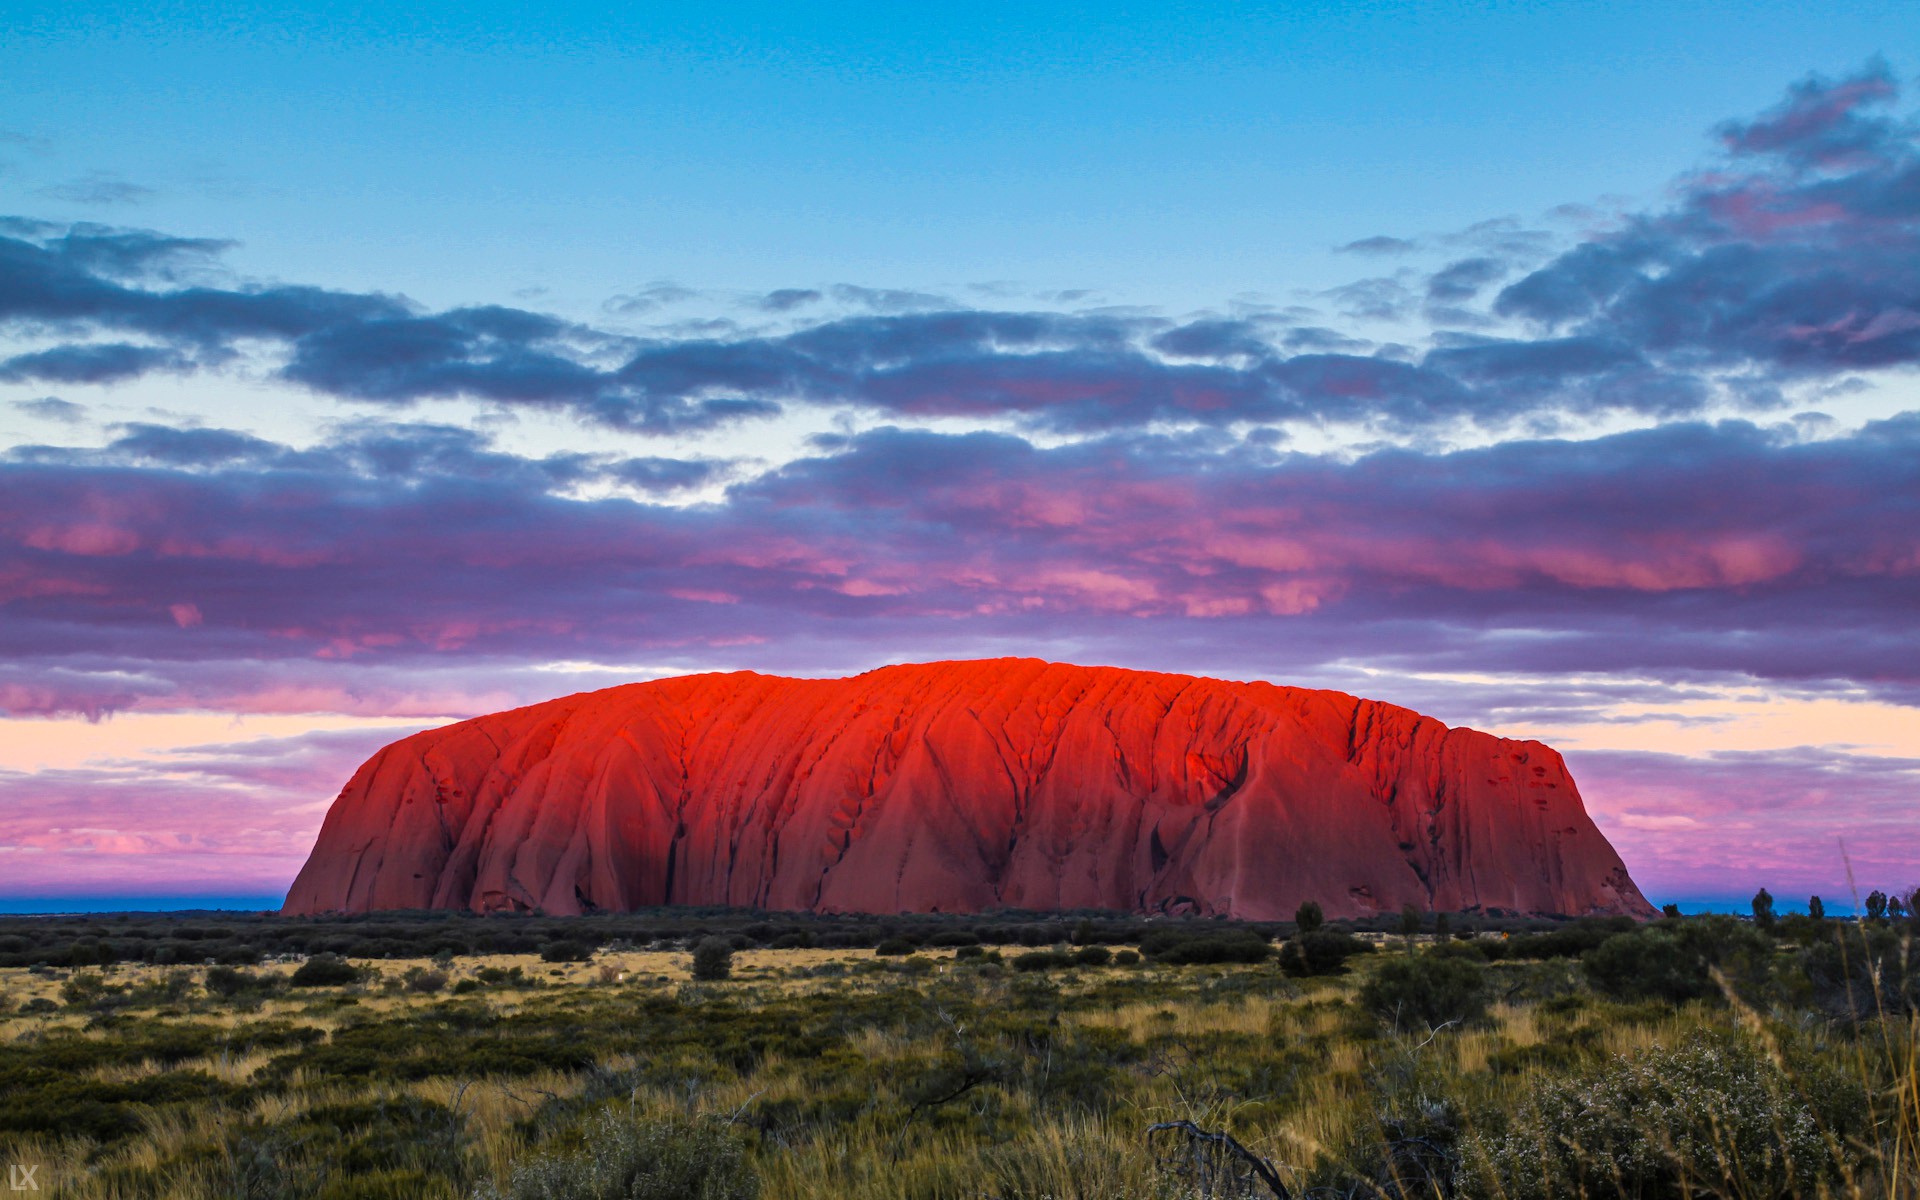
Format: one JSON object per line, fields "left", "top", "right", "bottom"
{"left": 282, "top": 659, "right": 1652, "bottom": 919}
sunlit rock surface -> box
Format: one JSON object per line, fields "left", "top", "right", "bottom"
{"left": 283, "top": 659, "right": 1653, "bottom": 919}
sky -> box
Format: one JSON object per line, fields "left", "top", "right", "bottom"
{"left": 0, "top": 1, "right": 1915, "bottom": 911}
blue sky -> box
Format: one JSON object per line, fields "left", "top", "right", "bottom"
{"left": 1, "top": 3, "right": 1917, "bottom": 911}
{"left": 5, "top": 1, "right": 1909, "bottom": 314}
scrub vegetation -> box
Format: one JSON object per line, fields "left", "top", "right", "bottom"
{"left": 0, "top": 905, "right": 1915, "bottom": 1199}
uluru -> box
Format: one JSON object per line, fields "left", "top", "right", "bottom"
{"left": 282, "top": 659, "right": 1652, "bottom": 919}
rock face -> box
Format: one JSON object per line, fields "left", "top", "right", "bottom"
{"left": 283, "top": 659, "right": 1653, "bottom": 919}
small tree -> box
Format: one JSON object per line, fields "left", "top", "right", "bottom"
{"left": 1662, "top": 903, "right": 1683, "bottom": 919}
{"left": 1294, "top": 900, "right": 1324, "bottom": 934}
{"left": 1362, "top": 953, "right": 1488, "bottom": 1031}
{"left": 691, "top": 936, "right": 734, "bottom": 982}
{"left": 1751, "top": 888, "right": 1776, "bottom": 932}
{"left": 1399, "top": 903, "right": 1423, "bottom": 950}
{"left": 1808, "top": 895, "right": 1825, "bottom": 922}
{"left": 1433, "top": 912, "right": 1452, "bottom": 943}
{"left": 1866, "top": 890, "right": 1889, "bottom": 922}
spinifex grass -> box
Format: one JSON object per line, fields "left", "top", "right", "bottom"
{"left": 0, "top": 918, "right": 1914, "bottom": 1199}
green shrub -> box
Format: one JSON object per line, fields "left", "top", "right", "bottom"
{"left": 61, "top": 971, "right": 113, "bottom": 1007}
{"left": 1498, "top": 917, "right": 1637, "bottom": 960}
{"left": 1073, "top": 945, "right": 1112, "bottom": 967}
{"left": 1361, "top": 951, "right": 1488, "bottom": 1030}
{"left": 404, "top": 967, "right": 449, "bottom": 994}
{"left": 206, "top": 965, "right": 283, "bottom": 1000}
{"left": 873, "top": 936, "right": 918, "bottom": 957}
{"left": 1012, "top": 950, "right": 1072, "bottom": 972}
{"left": 1583, "top": 918, "right": 1776, "bottom": 1005}
{"left": 291, "top": 953, "right": 362, "bottom": 988}
{"left": 1112, "top": 949, "right": 1141, "bottom": 966}
{"left": 1139, "top": 929, "right": 1272, "bottom": 965}
{"left": 691, "top": 937, "right": 734, "bottom": 982}
{"left": 1791, "top": 922, "right": 1919, "bottom": 1016}
{"left": 491, "top": 1110, "right": 757, "bottom": 1200}
{"left": 1278, "top": 930, "right": 1370, "bottom": 977}
{"left": 1583, "top": 929, "right": 1714, "bottom": 1003}
{"left": 1468, "top": 1032, "right": 1860, "bottom": 1199}
{"left": 540, "top": 940, "right": 595, "bottom": 963}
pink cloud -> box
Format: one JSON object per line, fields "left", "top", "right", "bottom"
{"left": 1574, "top": 746, "right": 1920, "bottom": 904}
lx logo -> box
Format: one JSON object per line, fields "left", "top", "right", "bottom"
{"left": 8, "top": 1165, "right": 38, "bottom": 1192}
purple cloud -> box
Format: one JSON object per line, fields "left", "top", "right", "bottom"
{"left": 1498, "top": 64, "right": 1920, "bottom": 374}
{"left": 1572, "top": 745, "right": 1920, "bottom": 904}
{"left": 0, "top": 410, "right": 1913, "bottom": 721}
{"left": 0, "top": 726, "right": 427, "bottom": 895}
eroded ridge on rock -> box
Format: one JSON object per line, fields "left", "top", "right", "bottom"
{"left": 282, "top": 658, "right": 1653, "bottom": 919}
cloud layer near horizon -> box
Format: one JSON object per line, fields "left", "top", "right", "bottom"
{"left": 2, "top": 414, "right": 1916, "bottom": 721}
{"left": 2, "top": 64, "right": 1917, "bottom": 903}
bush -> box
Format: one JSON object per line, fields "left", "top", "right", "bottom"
{"left": 540, "top": 940, "right": 595, "bottom": 963}
{"left": 205, "top": 965, "right": 280, "bottom": 1000}
{"left": 1012, "top": 950, "right": 1073, "bottom": 972}
{"left": 1073, "top": 945, "right": 1112, "bottom": 967}
{"left": 290, "top": 953, "right": 362, "bottom": 988}
{"left": 1792, "top": 922, "right": 1919, "bottom": 1017}
{"left": 61, "top": 971, "right": 112, "bottom": 1007}
{"left": 1583, "top": 929, "right": 1714, "bottom": 1003}
{"left": 1469, "top": 1032, "right": 1860, "bottom": 1199}
{"left": 1139, "top": 929, "right": 1272, "bottom": 965}
{"left": 476, "top": 965, "right": 531, "bottom": 988}
{"left": 691, "top": 937, "right": 734, "bottom": 982}
{"left": 1112, "top": 949, "right": 1141, "bottom": 966}
{"left": 873, "top": 936, "right": 918, "bottom": 957}
{"left": 491, "top": 1109, "right": 757, "bottom": 1200}
{"left": 403, "top": 967, "right": 449, "bottom": 994}
{"left": 1498, "top": 917, "right": 1637, "bottom": 961}
{"left": 1584, "top": 918, "right": 1775, "bottom": 1005}
{"left": 1278, "top": 930, "right": 1371, "bottom": 977}
{"left": 1361, "top": 951, "right": 1488, "bottom": 1030}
